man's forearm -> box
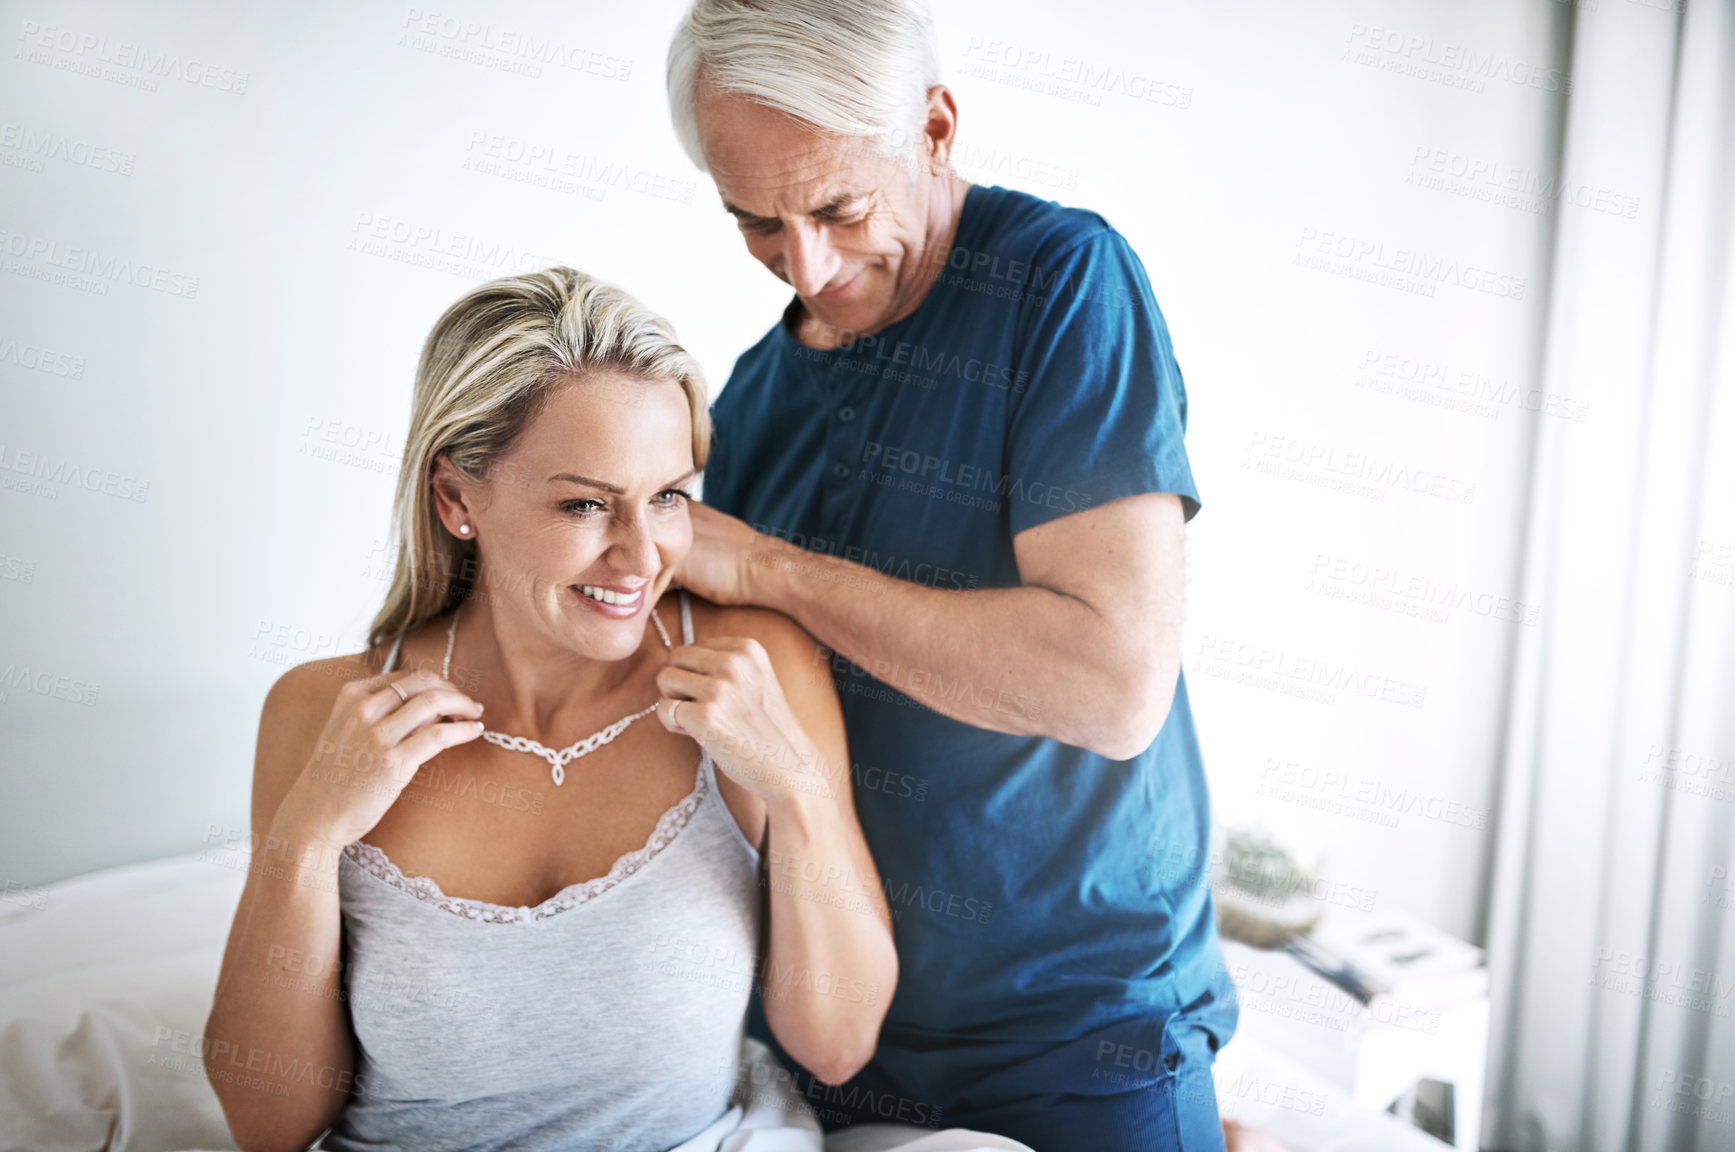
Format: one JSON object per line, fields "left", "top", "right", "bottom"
{"left": 742, "top": 533, "right": 1159, "bottom": 756}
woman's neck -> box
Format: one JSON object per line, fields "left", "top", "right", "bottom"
{"left": 442, "top": 591, "right": 668, "bottom": 742}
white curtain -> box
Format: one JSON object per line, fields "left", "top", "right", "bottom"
{"left": 1483, "top": 1, "right": 1735, "bottom": 1150}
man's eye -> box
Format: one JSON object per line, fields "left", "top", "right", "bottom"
{"left": 818, "top": 203, "right": 867, "bottom": 226}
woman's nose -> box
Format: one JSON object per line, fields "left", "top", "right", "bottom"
{"left": 609, "top": 514, "right": 662, "bottom": 576}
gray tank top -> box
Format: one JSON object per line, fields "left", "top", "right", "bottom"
{"left": 320, "top": 590, "right": 763, "bottom": 1152}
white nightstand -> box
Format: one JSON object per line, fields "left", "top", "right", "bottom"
{"left": 1219, "top": 932, "right": 1489, "bottom": 1149}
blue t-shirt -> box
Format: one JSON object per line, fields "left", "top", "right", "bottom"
{"left": 703, "top": 184, "right": 1231, "bottom": 1094}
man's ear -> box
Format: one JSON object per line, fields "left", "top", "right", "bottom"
{"left": 923, "top": 84, "right": 960, "bottom": 173}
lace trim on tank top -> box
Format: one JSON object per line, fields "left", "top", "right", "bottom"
{"left": 352, "top": 596, "right": 711, "bottom": 922}
{"left": 351, "top": 592, "right": 712, "bottom": 923}
{"left": 343, "top": 755, "right": 708, "bottom": 923}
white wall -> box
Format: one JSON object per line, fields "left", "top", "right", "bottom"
{"left": 0, "top": 0, "right": 1567, "bottom": 946}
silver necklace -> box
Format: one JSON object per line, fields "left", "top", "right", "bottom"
{"left": 441, "top": 599, "right": 674, "bottom": 786}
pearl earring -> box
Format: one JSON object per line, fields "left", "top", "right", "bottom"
{"left": 459, "top": 524, "right": 471, "bottom": 536}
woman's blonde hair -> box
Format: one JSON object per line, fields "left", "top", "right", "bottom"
{"left": 366, "top": 266, "right": 710, "bottom": 651}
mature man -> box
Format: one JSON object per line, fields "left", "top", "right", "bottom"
{"left": 664, "top": 2, "right": 1236, "bottom": 1148}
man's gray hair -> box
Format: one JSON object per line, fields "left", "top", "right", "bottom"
{"left": 666, "top": 0, "right": 941, "bottom": 173}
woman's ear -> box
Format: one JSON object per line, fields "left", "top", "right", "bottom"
{"left": 429, "top": 453, "right": 474, "bottom": 540}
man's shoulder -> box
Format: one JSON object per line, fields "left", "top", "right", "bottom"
{"left": 966, "top": 183, "right": 1123, "bottom": 265}
{"left": 714, "top": 312, "right": 795, "bottom": 413}
{"left": 728, "top": 320, "right": 787, "bottom": 377}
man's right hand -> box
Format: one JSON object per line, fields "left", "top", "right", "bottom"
{"left": 673, "top": 498, "right": 766, "bottom": 608}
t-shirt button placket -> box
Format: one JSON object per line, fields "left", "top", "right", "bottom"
{"left": 830, "top": 402, "right": 859, "bottom": 482}
{"left": 824, "top": 401, "right": 861, "bottom": 533}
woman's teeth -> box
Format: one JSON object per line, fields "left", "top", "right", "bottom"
{"left": 577, "top": 585, "right": 639, "bottom": 606}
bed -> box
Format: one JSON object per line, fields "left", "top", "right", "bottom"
{"left": 0, "top": 848, "right": 1446, "bottom": 1152}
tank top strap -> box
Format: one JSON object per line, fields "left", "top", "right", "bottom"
{"left": 384, "top": 632, "right": 406, "bottom": 674}
{"left": 676, "top": 589, "right": 746, "bottom": 856}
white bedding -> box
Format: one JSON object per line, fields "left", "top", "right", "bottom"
{"left": 0, "top": 849, "right": 1444, "bottom": 1152}
{"left": 0, "top": 849, "right": 1027, "bottom": 1152}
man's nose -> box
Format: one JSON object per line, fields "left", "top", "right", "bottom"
{"left": 783, "top": 221, "right": 842, "bottom": 299}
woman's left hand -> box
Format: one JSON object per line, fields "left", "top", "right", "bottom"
{"left": 653, "top": 635, "right": 838, "bottom": 807}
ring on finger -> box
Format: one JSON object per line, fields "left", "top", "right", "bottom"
{"left": 389, "top": 681, "right": 409, "bottom": 704}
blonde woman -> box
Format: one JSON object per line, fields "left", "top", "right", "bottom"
{"left": 203, "top": 268, "right": 898, "bottom": 1152}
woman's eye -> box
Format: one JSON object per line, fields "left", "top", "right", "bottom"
{"left": 560, "top": 491, "right": 687, "bottom": 516}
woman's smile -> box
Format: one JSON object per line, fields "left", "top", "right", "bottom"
{"left": 570, "top": 581, "right": 649, "bottom": 618}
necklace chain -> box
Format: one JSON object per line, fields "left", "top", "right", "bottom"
{"left": 440, "top": 597, "right": 674, "bottom": 786}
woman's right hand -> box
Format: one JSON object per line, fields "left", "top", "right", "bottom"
{"left": 270, "top": 668, "right": 485, "bottom": 849}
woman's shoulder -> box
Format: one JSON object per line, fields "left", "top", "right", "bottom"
{"left": 262, "top": 646, "right": 392, "bottom": 729}
{"left": 250, "top": 648, "right": 392, "bottom": 836}
{"left": 677, "top": 592, "right": 841, "bottom": 726}
{"left": 678, "top": 590, "right": 820, "bottom": 662}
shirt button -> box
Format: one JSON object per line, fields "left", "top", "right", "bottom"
{"left": 838, "top": 406, "right": 856, "bottom": 423}
{"left": 832, "top": 462, "right": 851, "bottom": 480}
